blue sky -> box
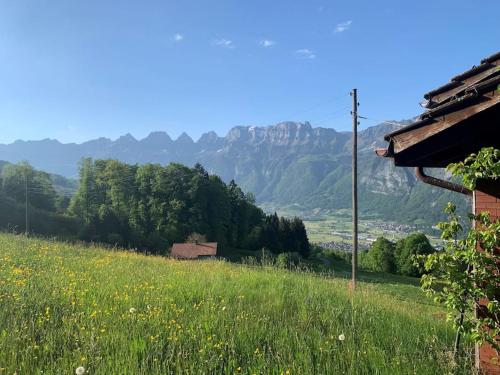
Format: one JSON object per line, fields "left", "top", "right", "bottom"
{"left": 0, "top": 0, "right": 498, "bottom": 144}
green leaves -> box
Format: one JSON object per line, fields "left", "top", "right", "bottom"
{"left": 447, "top": 147, "right": 500, "bottom": 190}
{"left": 360, "top": 237, "right": 397, "bottom": 273}
{"left": 422, "top": 148, "right": 500, "bottom": 352}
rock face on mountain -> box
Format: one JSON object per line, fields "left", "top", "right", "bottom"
{"left": 0, "top": 121, "right": 467, "bottom": 225}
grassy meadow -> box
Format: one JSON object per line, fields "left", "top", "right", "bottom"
{"left": 0, "top": 233, "right": 472, "bottom": 374}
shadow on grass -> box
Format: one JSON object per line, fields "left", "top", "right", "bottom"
{"left": 330, "top": 260, "right": 421, "bottom": 287}
{"left": 218, "top": 247, "right": 422, "bottom": 288}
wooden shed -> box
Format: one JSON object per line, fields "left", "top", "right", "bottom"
{"left": 377, "top": 51, "right": 499, "bottom": 374}
{"left": 171, "top": 242, "right": 217, "bottom": 259}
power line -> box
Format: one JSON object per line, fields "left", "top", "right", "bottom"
{"left": 309, "top": 105, "right": 350, "bottom": 126}
{"left": 356, "top": 115, "right": 407, "bottom": 128}
{"left": 271, "top": 94, "right": 349, "bottom": 124}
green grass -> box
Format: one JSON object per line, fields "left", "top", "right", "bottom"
{"left": 0, "top": 233, "right": 472, "bottom": 374}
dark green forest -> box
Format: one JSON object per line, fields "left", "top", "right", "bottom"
{"left": 0, "top": 160, "right": 310, "bottom": 257}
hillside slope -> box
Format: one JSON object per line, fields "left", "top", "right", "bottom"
{"left": 0, "top": 234, "right": 471, "bottom": 374}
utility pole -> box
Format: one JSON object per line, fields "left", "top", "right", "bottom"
{"left": 25, "top": 169, "right": 29, "bottom": 236}
{"left": 351, "top": 88, "right": 358, "bottom": 290}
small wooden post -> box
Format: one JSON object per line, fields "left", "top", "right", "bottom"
{"left": 25, "top": 168, "right": 29, "bottom": 236}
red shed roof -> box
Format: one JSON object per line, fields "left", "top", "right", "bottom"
{"left": 171, "top": 242, "right": 217, "bottom": 259}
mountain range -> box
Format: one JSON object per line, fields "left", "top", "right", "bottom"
{"left": 0, "top": 121, "right": 468, "bottom": 225}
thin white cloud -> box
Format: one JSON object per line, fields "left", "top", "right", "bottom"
{"left": 172, "top": 33, "right": 184, "bottom": 42}
{"left": 335, "top": 20, "right": 352, "bottom": 33}
{"left": 213, "top": 38, "right": 234, "bottom": 49}
{"left": 295, "top": 48, "right": 316, "bottom": 59}
{"left": 259, "top": 39, "right": 276, "bottom": 48}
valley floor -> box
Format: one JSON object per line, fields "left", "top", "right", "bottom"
{"left": 262, "top": 206, "right": 443, "bottom": 247}
{"left": 0, "top": 233, "right": 472, "bottom": 374}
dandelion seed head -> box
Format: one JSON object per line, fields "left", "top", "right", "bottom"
{"left": 338, "top": 333, "right": 345, "bottom": 341}
{"left": 75, "top": 366, "right": 85, "bottom": 375}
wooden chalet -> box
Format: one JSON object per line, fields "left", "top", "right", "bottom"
{"left": 377, "top": 51, "right": 499, "bottom": 374}
{"left": 171, "top": 242, "right": 217, "bottom": 259}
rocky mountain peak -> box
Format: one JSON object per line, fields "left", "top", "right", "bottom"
{"left": 225, "top": 126, "right": 253, "bottom": 143}
{"left": 198, "top": 131, "right": 222, "bottom": 148}
{"left": 176, "top": 132, "right": 194, "bottom": 144}
{"left": 142, "top": 131, "right": 173, "bottom": 146}
{"left": 225, "top": 122, "right": 317, "bottom": 146}
{"left": 116, "top": 133, "right": 137, "bottom": 143}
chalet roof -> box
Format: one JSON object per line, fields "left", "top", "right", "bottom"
{"left": 171, "top": 242, "right": 217, "bottom": 259}
{"left": 378, "top": 51, "right": 500, "bottom": 167}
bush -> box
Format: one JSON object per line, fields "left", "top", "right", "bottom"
{"left": 395, "top": 233, "right": 434, "bottom": 276}
{"left": 361, "top": 237, "right": 396, "bottom": 273}
{"left": 276, "top": 252, "right": 294, "bottom": 269}
{"left": 358, "top": 234, "right": 434, "bottom": 277}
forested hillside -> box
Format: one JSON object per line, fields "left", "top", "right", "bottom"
{"left": 0, "top": 161, "right": 80, "bottom": 236}
{"left": 0, "top": 121, "right": 469, "bottom": 226}
{"left": 0, "top": 160, "right": 310, "bottom": 256}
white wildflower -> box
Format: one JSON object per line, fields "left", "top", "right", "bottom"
{"left": 75, "top": 366, "right": 85, "bottom": 375}
{"left": 338, "top": 333, "right": 345, "bottom": 341}
{"left": 129, "top": 307, "right": 137, "bottom": 314}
